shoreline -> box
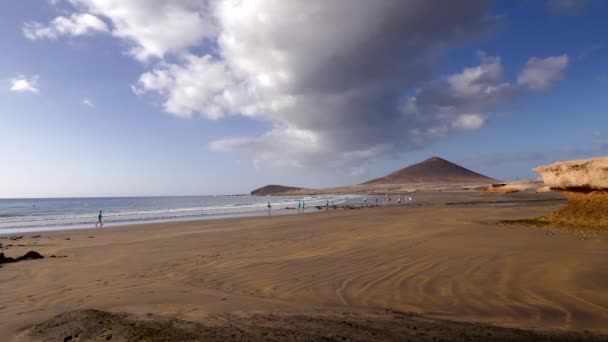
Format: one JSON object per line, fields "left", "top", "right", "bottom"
{"left": 2, "top": 196, "right": 607, "bottom": 340}
{"left": 0, "top": 191, "right": 565, "bottom": 236}
{"left": 0, "top": 194, "right": 369, "bottom": 236}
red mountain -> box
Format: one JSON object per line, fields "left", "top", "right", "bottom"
{"left": 362, "top": 157, "right": 497, "bottom": 185}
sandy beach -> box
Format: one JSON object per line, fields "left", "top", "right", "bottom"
{"left": 1, "top": 193, "right": 608, "bottom": 341}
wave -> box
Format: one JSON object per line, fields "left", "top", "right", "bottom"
{"left": 0, "top": 195, "right": 361, "bottom": 232}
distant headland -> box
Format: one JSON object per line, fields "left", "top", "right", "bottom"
{"left": 250, "top": 156, "right": 499, "bottom": 195}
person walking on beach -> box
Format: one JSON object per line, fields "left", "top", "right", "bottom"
{"left": 96, "top": 210, "right": 103, "bottom": 228}
{"left": 267, "top": 202, "right": 272, "bottom": 215}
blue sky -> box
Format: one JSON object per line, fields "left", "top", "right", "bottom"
{"left": 1, "top": 0, "right": 606, "bottom": 198}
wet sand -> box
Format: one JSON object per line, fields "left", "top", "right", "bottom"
{"left": 1, "top": 194, "right": 607, "bottom": 340}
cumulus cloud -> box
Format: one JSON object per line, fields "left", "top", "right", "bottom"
{"left": 453, "top": 114, "right": 486, "bottom": 130}
{"left": 402, "top": 54, "right": 517, "bottom": 143}
{"left": 64, "top": 0, "right": 216, "bottom": 61}
{"left": 517, "top": 55, "right": 569, "bottom": 91}
{"left": 9, "top": 75, "right": 39, "bottom": 93}
{"left": 129, "top": 0, "right": 504, "bottom": 168}
{"left": 24, "top": 13, "right": 108, "bottom": 40}
{"left": 35, "top": 1, "right": 535, "bottom": 169}
{"left": 82, "top": 98, "right": 94, "bottom": 107}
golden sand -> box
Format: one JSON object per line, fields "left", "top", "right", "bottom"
{"left": 1, "top": 200, "right": 607, "bottom": 340}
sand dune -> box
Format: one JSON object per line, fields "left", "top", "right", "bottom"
{"left": 1, "top": 195, "right": 607, "bottom": 340}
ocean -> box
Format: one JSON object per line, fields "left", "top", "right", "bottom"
{"left": 0, "top": 194, "right": 366, "bottom": 235}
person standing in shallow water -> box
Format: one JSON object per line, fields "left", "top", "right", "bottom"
{"left": 267, "top": 202, "right": 272, "bottom": 215}
{"left": 96, "top": 210, "right": 103, "bottom": 228}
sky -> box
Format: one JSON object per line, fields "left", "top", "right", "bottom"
{"left": 1, "top": 0, "right": 607, "bottom": 198}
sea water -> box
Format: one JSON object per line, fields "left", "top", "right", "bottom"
{"left": 0, "top": 195, "right": 364, "bottom": 235}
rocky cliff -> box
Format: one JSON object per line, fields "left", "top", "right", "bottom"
{"left": 534, "top": 157, "right": 608, "bottom": 189}
{"left": 533, "top": 157, "right": 608, "bottom": 228}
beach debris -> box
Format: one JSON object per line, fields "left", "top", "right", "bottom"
{"left": 17, "top": 251, "right": 44, "bottom": 261}
{"left": 31, "top": 235, "right": 41, "bottom": 238}
{"left": 0, "top": 253, "right": 14, "bottom": 264}
{"left": 10, "top": 236, "right": 22, "bottom": 241}
{"left": 0, "top": 251, "right": 44, "bottom": 265}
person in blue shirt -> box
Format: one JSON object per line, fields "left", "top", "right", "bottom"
{"left": 96, "top": 210, "right": 103, "bottom": 228}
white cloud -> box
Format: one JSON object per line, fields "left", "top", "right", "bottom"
{"left": 131, "top": 1, "right": 498, "bottom": 168}
{"left": 402, "top": 55, "right": 516, "bottom": 143}
{"left": 24, "top": 13, "right": 108, "bottom": 40}
{"left": 35, "top": 1, "right": 531, "bottom": 169}
{"left": 453, "top": 114, "right": 486, "bottom": 130}
{"left": 9, "top": 75, "right": 39, "bottom": 93}
{"left": 63, "top": 0, "right": 217, "bottom": 61}
{"left": 82, "top": 98, "right": 94, "bottom": 107}
{"left": 517, "top": 55, "right": 569, "bottom": 91}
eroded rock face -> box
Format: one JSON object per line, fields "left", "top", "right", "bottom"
{"left": 533, "top": 157, "right": 608, "bottom": 189}
{"left": 548, "top": 190, "right": 608, "bottom": 227}
{"left": 534, "top": 157, "right": 608, "bottom": 228}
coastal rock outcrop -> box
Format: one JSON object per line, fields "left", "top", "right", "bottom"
{"left": 480, "top": 180, "right": 544, "bottom": 194}
{"left": 534, "top": 157, "right": 608, "bottom": 228}
{"left": 251, "top": 185, "right": 303, "bottom": 196}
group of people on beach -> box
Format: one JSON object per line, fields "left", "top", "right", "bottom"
{"left": 363, "top": 194, "right": 414, "bottom": 206}
{"left": 267, "top": 200, "right": 308, "bottom": 215}
{"left": 297, "top": 200, "right": 307, "bottom": 212}
{"left": 95, "top": 194, "right": 415, "bottom": 226}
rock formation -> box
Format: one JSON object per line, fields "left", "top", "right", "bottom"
{"left": 363, "top": 156, "right": 497, "bottom": 185}
{"left": 481, "top": 180, "right": 544, "bottom": 194}
{"left": 251, "top": 185, "right": 303, "bottom": 196}
{"left": 534, "top": 157, "right": 608, "bottom": 228}
{"left": 249, "top": 156, "right": 499, "bottom": 195}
